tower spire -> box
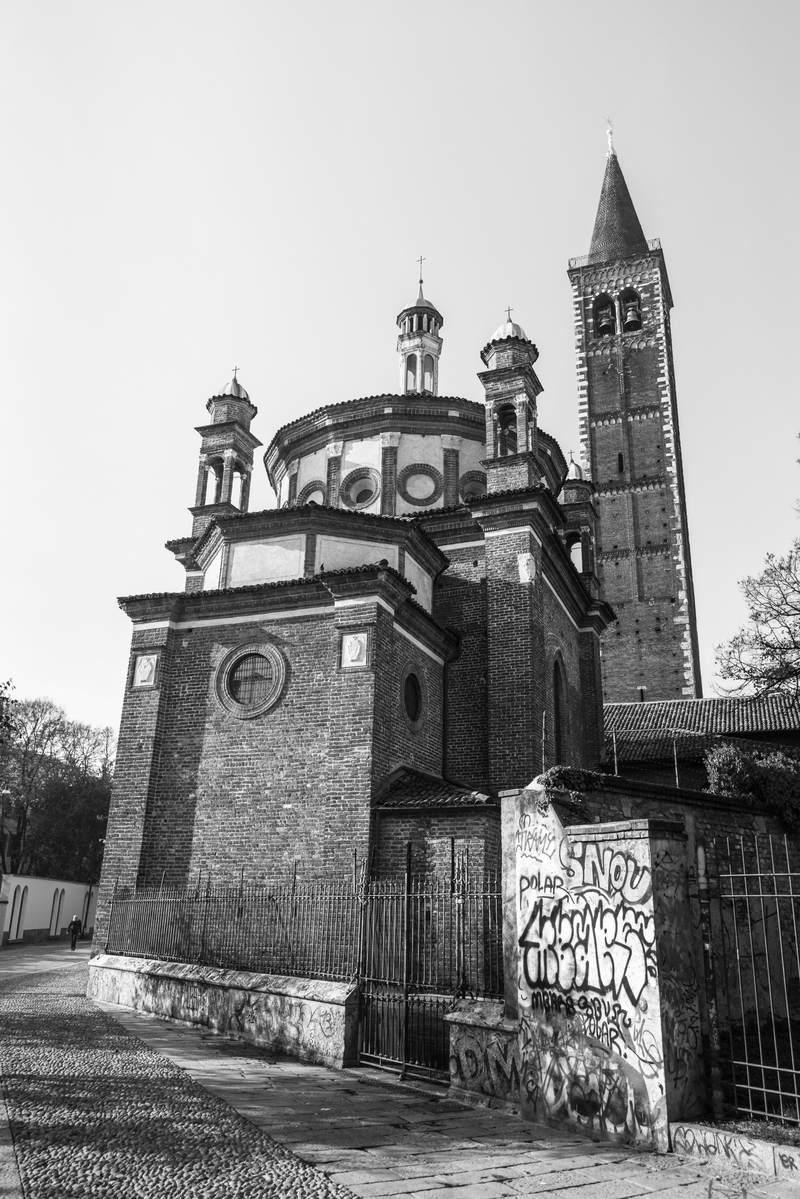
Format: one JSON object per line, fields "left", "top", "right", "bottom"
{"left": 589, "top": 144, "right": 648, "bottom": 262}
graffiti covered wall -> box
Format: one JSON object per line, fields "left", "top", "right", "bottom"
{"left": 448, "top": 783, "right": 706, "bottom": 1149}
{"left": 513, "top": 786, "right": 704, "bottom": 1149}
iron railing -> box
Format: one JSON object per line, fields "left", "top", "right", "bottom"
{"left": 106, "top": 876, "right": 362, "bottom": 981}
{"left": 360, "top": 866, "right": 504, "bottom": 1078}
{"left": 709, "top": 833, "right": 800, "bottom": 1127}
{"left": 568, "top": 237, "right": 662, "bottom": 270}
{"left": 106, "top": 868, "right": 504, "bottom": 1000}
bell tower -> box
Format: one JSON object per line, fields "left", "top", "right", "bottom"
{"left": 396, "top": 262, "right": 443, "bottom": 395}
{"left": 568, "top": 136, "right": 701, "bottom": 703}
{"left": 190, "top": 371, "right": 262, "bottom": 538}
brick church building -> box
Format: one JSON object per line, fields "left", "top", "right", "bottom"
{"left": 96, "top": 142, "right": 709, "bottom": 927}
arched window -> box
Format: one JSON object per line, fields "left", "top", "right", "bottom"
{"left": 423, "top": 354, "right": 434, "bottom": 392}
{"left": 593, "top": 293, "right": 616, "bottom": 337}
{"left": 204, "top": 460, "right": 223, "bottom": 505}
{"left": 49, "top": 889, "right": 60, "bottom": 936}
{"left": 405, "top": 353, "right": 417, "bottom": 393}
{"left": 553, "top": 660, "right": 567, "bottom": 765}
{"left": 55, "top": 888, "right": 65, "bottom": 936}
{"left": 569, "top": 538, "right": 583, "bottom": 572}
{"left": 231, "top": 469, "right": 244, "bottom": 509}
{"left": 621, "top": 288, "right": 642, "bottom": 332}
{"left": 618, "top": 452, "right": 624, "bottom": 474}
{"left": 497, "top": 406, "right": 517, "bottom": 456}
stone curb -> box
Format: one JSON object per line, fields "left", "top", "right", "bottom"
{"left": 671, "top": 1121, "right": 800, "bottom": 1185}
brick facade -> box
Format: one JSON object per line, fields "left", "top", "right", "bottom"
{"left": 568, "top": 154, "right": 701, "bottom": 704}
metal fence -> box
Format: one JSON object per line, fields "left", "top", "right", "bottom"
{"left": 708, "top": 833, "right": 800, "bottom": 1127}
{"left": 106, "top": 876, "right": 362, "bottom": 981}
{"left": 360, "top": 867, "right": 504, "bottom": 1078}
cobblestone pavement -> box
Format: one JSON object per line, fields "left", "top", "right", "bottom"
{"left": 0, "top": 948, "right": 355, "bottom": 1198}
{"left": 2, "top": 947, "right": 799, "bottom": 1199}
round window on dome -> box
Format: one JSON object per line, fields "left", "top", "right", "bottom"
{"left": 397, "top": 463, "right": 444, "bottom": 508}
{"left": 216, "top": 643, "right": 286, "bottom": 719}
{"left": 340, "top": 468, "right": 381, "bottom": 511}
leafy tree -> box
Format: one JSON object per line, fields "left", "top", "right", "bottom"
{"left": 716, "top": 539, "right": 800, "bottom": 699}
{"left": 25, "top": 774, "right": 110, "bottom": 881}
{"left": 705, "top": 742, "right": 800, "bottom": 831}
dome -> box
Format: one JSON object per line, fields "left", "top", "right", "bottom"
{"left": 490, "top": 317, "right": 529, "bottom": 343}
{"left": 567, "top": 454, "right": 584, "bottom": 481}
{"left": 397, "top": 282, "right": 443, "bottom": 327}
{"left": 222, "top": 373, "right": 250, "bottom": 401}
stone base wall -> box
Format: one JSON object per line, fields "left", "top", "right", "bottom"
{"left": 87, "top": 954, "right": 359, "bottom": 1068}
{"left": 447, "top": 1000, "right": 522, "bottom": 1111}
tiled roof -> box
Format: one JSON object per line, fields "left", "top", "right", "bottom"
{"left": 376, "top": 768, "right": 496, "bottom": 810}
{"left": 605, "top": 697, "right": 800, "bottom": 763}
{"left": 589, "top": 151, "right": 649, "bottom": 263}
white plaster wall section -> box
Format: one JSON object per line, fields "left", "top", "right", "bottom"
{"left": 294, "top": 447, "right": 327, "bottom": 496}
{"left": 341, "top": 437, "right": 382, "bottom": 473}
{"left": 403, "top": 553, "right": 433, "bottom": 612}
{"left": 202, "top": 548, "right": 223, "bottom": 591}
{"left": 396, "top": 432, "right": 443, "bottom": 474}
{"left": 227, "top": 537, "right": 305, "bottom": 587}
{"left": 0, "top": 874, "right": 97, "bottom": 938}
{"left": 314, "top": 537, "right": 399, "bottom": 574}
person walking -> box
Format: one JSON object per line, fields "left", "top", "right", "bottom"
{"left": 67, "top": 914, "right": 82, "bottom": 951}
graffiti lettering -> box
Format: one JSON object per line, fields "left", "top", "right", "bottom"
{"left": 779, "top": 1153, "right": 797, "bottom": 1171}
{"left": 570, "top": 842, "right": 652, "bottom": 906}
{"left": 519, "top": 872, "right": 565, "bottom": 898}
{"left": 516, "top": 823, "right": 556, "bottom": 861}
{"left": 519, "top": 893, "right": 655, "bottom": 1006}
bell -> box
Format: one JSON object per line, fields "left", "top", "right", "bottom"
{"left": 623, "top": 303, "right": 641, "bottom": 331}
{"left": 597, "top": 306, "right": 615, "bottom": 335}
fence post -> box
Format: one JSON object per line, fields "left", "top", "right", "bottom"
{"left": 199, "top": 876, "right": 211, "bottom": 964}
{"left": 697, "top": 840, "right": 725, "bottom": 1119}
{"left": 400, "top": 842, "right": 412, "bottom": 1079}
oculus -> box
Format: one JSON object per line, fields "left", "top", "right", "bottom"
{"left": 397, "top": 463, "right": 443, "bottom": 508}
{"left": 216, "top": 643, "right": 286, "bottom": 718}
{"left": 401, "top": 665, "right": 424, "bottom": 727}
{"left": 340, "top": 467, "right": 381, "bottom": 511}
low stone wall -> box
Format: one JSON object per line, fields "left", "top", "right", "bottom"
{"left": 671, "top": 1122, "right": 800, "bottom": 1183}
{"left": 87, "top": 954, "right": 359, "bottom": 1068}
{"left": 447, "top": 999, "right": 522, "bottom": 1111}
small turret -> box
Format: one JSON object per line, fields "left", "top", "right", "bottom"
{"left": 190, "top": 369, "right": 262, "bottom": 538}
{"left": 396, "top": 261, "right": 443, "bottom": 395}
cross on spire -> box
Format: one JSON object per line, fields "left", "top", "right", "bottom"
{"left": 505, "top": 305, "right": 514, "bottom": 323}
{"left": 606, "top": 118, "right": 614, "bottom": 156}
{"left": 232, "top": 365, "right": 239, "bottom": 380}
{"left": 417, "top": 255, "right": 425, "bottom": 285}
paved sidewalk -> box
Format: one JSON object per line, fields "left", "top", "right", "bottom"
{"left": 2, "top": 946, "right": 798, "bottom": 1198}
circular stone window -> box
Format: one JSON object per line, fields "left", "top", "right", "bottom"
{"left": 340, "top": 467, "right": 381, "bottom": 511}
{"left": 216, "top": 643, "right": 286, "bottom": 719}
{"left": 297, "top": 479, "right": 326, "bottom": 505}
{"left": 401, "top": 666, "right": 424, "bottom": 728}
{"left": 459, "top": 471, "right": 487, "bottom": 502}
{"left": 397, "top": 463, "right": 444, "bottom": 508}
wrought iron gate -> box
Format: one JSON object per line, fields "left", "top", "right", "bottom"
{"left": 702, "top": 833, "right": 800, "bottom": 1127}
{"left": 358, "top": 862, "right": 503, "bottom": 1080}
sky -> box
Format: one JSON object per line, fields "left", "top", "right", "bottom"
{"left": 1, "top": 0, "right": 798, "bottom": 732}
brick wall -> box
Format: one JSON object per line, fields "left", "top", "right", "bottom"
{"left": 569, "top": 251, "right": 701, "bottom": 703}
{"left": 372, "top": 808, "right": 501, "bottom": 875}
{"left": 432, "top": 546, "right": 489, "bottom": 790}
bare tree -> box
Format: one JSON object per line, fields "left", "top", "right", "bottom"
{"left": 716, "top": 539, "right": 800, "bottom": 699}
{"left": 3, "top": 696, "right": 115, "bottom": 874}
